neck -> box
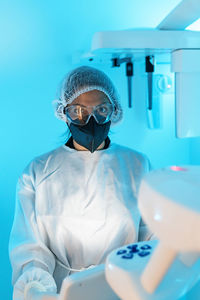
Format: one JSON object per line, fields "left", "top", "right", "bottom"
{"left": 73, "top": 139, "right": 105, "bottom": 151}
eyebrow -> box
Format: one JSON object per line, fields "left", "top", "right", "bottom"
{"left": 69, "top": 101, "right": 110, "bottom": 106}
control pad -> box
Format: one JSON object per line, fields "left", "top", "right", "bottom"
{"left": 116, "top": 243, "right": 152, "bottom": 260}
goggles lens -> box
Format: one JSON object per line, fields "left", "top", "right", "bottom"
{"left": 65, "top": 103, "right": 114, "bottom": 125}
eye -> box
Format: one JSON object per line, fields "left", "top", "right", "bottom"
{"left": 96, "top": 103, "right": 113, "bottom": 115}
{"left": 72, "top": 107, "right": 79, "bottom": 114}
{"left": 98, "top": 106, "right": 108, "bottom": 113}
{"left": 68, "top": 105, "right": 85, "bottom": 114}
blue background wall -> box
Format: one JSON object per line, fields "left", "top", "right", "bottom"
{"left": 2, "top": 0, "right": 200, "bottom": 298}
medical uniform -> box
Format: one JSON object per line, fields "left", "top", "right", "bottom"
{"left": 9, "top": 142, "right": 152, "bottom": 299}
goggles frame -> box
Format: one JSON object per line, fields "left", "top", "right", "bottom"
{"left": 64, "top": 103, "right": 114, "bottom": 126}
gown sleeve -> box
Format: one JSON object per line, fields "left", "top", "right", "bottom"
{"left": 9, "top": 161, "right": 57, "bottom": 300}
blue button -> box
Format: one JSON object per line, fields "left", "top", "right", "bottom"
{"left": 129, "top": 248, "right": 139, "bottom": 253}
{"left": 117, "top": 249, "right": 127, "bottom": 255}
{"left": 138, "top": 251, "right": 151, "bottom": 257}
{"left": 122, "top": 253, "right": 134, "bottom": 259}
{"left": 127, "top": 244, "right": 138, "bottom": 250}
{"left": 140, "top": 245, "right": 152, "bottom": 250}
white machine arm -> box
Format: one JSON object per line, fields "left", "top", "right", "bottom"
{"left": 157, "top": 0, "right": 200, "bottom": 30}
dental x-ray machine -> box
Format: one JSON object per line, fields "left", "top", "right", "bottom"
{"left": 59, "top": 166, "right": 200, "bottom": 300}
{"left": 57, "top": 1, "right": 200, "bottom": 299}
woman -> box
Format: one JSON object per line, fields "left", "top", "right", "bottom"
{"left": 9, "top": 66, "right": 153, "bottom": 300}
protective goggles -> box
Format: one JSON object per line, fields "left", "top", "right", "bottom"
{"left": 64, "top": 103, "right": 114, "bottom": 125}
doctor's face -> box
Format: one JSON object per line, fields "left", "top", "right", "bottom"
{"left": 65, "top": 89, "right": 114, "bottom": 127}
{"left": 66, "top": 89, "right": 112, "bottom": 152}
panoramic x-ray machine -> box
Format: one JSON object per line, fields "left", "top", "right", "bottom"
{"left": 59, "top": 166, "right": 200, "bottom": 300}
{"left": 58, "top": 1, "right": 200, "bottom": 300}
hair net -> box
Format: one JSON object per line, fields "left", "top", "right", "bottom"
{"left": 54, "top": 66, "right": 123, "bottom": 124}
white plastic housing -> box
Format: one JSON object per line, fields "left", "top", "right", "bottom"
{"left": 138, "top": 166, "right": 200, "bottom": 251}
{"left": 138, "top": 165, "right": 200, "bottom": 293}
{"left": 91, "top": 30, "right": 200, "bottom": 57}
{"left": 59, "top": 264, "right": 119, "bottom": 300}
{"left": 171, "top": 49, "right": 200, "bottom": 138}
{"left": 105, "top": 240, "right": 200, "bottom": 300}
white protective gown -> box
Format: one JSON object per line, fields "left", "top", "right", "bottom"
{"left": 9, "top": 142, "right": 152, "bottom": 299}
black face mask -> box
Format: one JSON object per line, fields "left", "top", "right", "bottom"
{"left": 68, "top": 116, "right": 111, "bottom": 153}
